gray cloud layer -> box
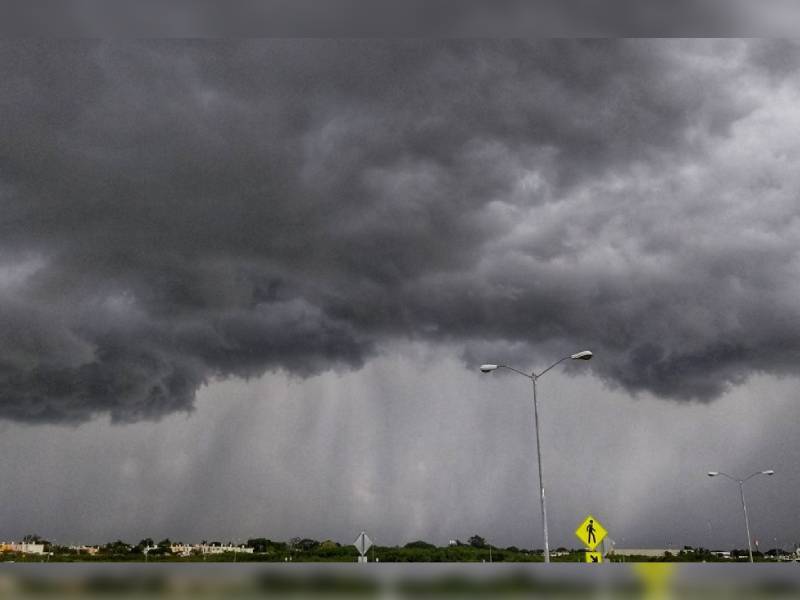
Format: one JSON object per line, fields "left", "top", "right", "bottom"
{"left": 3, "top": 0, "right": 798, "bottom": 37}
{"left": 2, "top": 39, "right": 800, "bottom": 422}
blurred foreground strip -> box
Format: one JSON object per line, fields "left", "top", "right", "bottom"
{"left": 1, "top": 564, "right": 800, "bottom": 599}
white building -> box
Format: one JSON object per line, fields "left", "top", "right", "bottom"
{"left": 196, "top": 543, "right": 254, "bottom": 555}
{"left": 1, "top": 542, "right": 46, "bottom": 555}
{"left": 170, "top": 544, "right": 196, "bottom": 557}
{"left": 608, "top": 548, "right": 681, "bottom": 558}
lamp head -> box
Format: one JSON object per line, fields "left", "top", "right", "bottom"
{"left": 707, "top": 471, "right": 719, "bottom": 477}
{"left": 570, "top": 350, "right": 593, "bottom": 360}
{"left": 480, "top": 364, "right": 499, "bottom": 373}
{"left": 762, "top": 470, "right": 775, "bottom": 476}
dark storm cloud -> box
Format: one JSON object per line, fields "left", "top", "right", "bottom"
{"left": 1, "top": 39, "right": 799, "bottom": 422}
{"left": 1, "top": 0, "right": 794, "bottom": 37}
{"left": 0, "top": 0, "right": 756, "bottom": 37}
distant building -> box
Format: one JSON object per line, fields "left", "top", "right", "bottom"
{"left": 70, "top": 545, "right": 100, "bottom": 556}
{"left": 170, "top": 544, "right": 195, "bottom": 557}
{"left": 608, "top": 548, "right": 681, "bottom": 558}
{"left": 0, "top": 542, "right": 46, "bottom": 555}
{"left": 196, "top": 543, "right": 254, "bottom": 555}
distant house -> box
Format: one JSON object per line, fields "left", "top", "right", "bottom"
{"left": 0, "top": 542, "right": 46, "bottom": 555}
{"left": 69, "top": 545, "right": 100, "bottom": 556}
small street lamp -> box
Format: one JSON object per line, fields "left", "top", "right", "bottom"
{"left": 707, "top": 469, "right": 774, "bottom": 563}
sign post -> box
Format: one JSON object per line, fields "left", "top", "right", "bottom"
{"left": 353, "top": 531, "right": 373, "bottom": 564}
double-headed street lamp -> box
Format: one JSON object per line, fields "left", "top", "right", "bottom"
{"left": 707, "top": 469, "right": 775, "bottom": 563}
{"left": 480, "top": 350, "right": 593, "bottom": 563}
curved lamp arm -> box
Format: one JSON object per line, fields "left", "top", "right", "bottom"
{"left": 535, "top": 356, "right": 572, "bottom": 380}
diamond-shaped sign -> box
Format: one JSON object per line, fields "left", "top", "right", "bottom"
{"left": 353, "top": 531, "right": 373, "bottom": 556}
{"left": 575, "top": 515, "right": 607, "bottom": 551}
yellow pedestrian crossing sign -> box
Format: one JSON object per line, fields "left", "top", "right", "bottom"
{"left": 585, "top": 551, "right": 603, "bottom": 563}
{"left": 575, "top": 515, "right": 607, "bottom": 551}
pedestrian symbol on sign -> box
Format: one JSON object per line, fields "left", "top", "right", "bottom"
{"left": 586, "top": 519, "right": 597, "bottom": 545}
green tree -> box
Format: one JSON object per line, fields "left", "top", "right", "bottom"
{"left": 404, "top": 541, "right": 436, "bottom": 550}
{"left": 295, "top": 539, "right": 320, "bottom": 552}
{"left": 247, "top": 538, "right": 272, "bottom": 553}
{"left": 101, "top": 540, "right": 132, "bottom": 555}
{"left": 469, "top": 535, "right": 487, "bottom": 549}
{"left": 319, "top": 540, "right": 339, "bottom": 551}
{"left": 150, "top": 539, "right": 173, "bottom": 557}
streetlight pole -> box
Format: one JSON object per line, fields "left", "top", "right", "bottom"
{"left": 708, "top": 470, "right": 774, "bottom": 563}
{"left": 531, "top": 375, "right": 549, "bottom": 564}
{"left": 738, "top": 480, "right": 753, "bottom": 563}
{"left": 481, "top": 350, "right": 593, "bottom": 564}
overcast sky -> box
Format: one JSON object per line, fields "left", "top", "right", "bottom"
{"left": 1, "top": 39, "right": 799, "bottom": 550}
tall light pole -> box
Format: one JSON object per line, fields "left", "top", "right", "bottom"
{"left": 707, "top": 470, "right": 775, "bottom": 563}
{"left": 480, "top": 350, "right": 593, "bottom": 563}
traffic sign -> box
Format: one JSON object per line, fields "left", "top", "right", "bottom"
{"left": 353, "top": 531, "right": 373, "bottom": 556}
{"left": 585, "top": 551, "right": 603, "bottom": 563}
{"left": 575, "top": 515, "right": 607, "bottom": 551}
